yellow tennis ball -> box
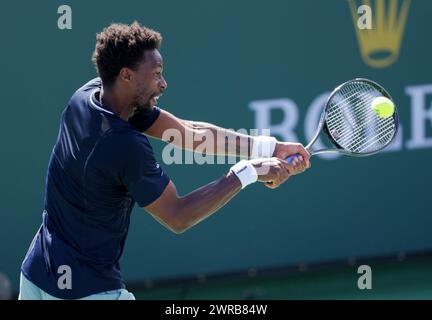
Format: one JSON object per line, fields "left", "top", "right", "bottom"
{"left": 371, "top": 97, "right": 395, "bottom": 118}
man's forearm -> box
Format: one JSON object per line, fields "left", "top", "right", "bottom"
{"left": 183, "top": 120, "right": 254, "bottom": 158}
{"left": 139, "top": 110, "right": 275, "bottom": 159}
{"left": 171, "top": 171, "right": 242, "bottom": 233}
{"left": 145, "top": 156, "right": 294, "bottom": 234}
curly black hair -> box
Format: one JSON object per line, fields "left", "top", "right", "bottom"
{"left": 92, "top": 21, "right": 162, "bottom": 87}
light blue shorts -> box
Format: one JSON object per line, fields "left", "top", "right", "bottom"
{"left": 18, "top": 273, "right": 135, "bottom": 300}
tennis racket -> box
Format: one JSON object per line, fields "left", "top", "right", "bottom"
{"left": 287, "top": 78, "right": 399, "bottom": 163}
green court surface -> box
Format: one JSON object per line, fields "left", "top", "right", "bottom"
{"left": 131, "top": 256, "right": 432, "bottom": 300}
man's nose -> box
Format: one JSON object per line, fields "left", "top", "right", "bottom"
{"left": 160, "top": 77, "right": 167, "bottom": 91}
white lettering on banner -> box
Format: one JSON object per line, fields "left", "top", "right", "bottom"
{"left": 406, "top": 84, "right": 432, "bottom": 149}
{"left": 249, "top": 99, "right": 299, "bottom": 143}
{"left": 249, "top": 83, "right": 432, "bottom": 159}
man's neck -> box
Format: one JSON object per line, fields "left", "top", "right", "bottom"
{"left": 99, "top": 86, "right": 134, "bottom": 121}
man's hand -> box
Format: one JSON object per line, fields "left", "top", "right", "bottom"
{"left": 250, "top": 157, "right": 293, "bottom": 189}
{"left": 272, "top": 142, "right": 311, "bottom": 174}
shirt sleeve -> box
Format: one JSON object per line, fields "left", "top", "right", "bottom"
{"left": 128, "top": 106, "right": 161, "bottom": 132}
{"left": 125, "top": 156, "right": 170, "bottom": 207}
{"left": 123, "top": 136, "right": 170, "bottom": 207}
{"left": 111, "top": 132, "right": 170, "bottom": 207}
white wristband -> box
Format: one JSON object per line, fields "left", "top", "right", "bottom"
{"left": 230, "top": 160, "right": 258, "bottom": 189}
{"left": 251, "top": 136, "right": 277, "bottom": 158}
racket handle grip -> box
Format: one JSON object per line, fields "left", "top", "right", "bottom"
{"left": 266, "top": 153, "right": 304, "bottom": 185}
{"left": 286, "top": 154, "right": 301, "bottom": 164}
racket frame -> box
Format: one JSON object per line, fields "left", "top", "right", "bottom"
{"left": 305, "top": 78, "right": 399, "bottom": 157}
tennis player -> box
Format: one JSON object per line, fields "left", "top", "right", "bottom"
{"left": 19, "top": 22, "right": 310, "bottom": 300}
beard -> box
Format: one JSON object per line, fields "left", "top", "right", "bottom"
{"left": 132, "top": 95, "right": 153, "bottom": 112}
{"left": 128, "top": 100, "right": 153, "bottom": 123}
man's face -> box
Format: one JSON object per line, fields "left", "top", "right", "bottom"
{"left": 130, "top": 49, "right": 167, "bottom": 110}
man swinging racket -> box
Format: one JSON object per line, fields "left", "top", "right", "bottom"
{"left": 19, "top": 22, "right": 310, "bottom": 300}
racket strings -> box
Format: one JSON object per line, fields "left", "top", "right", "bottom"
{"left": 326, "top": 93, "right": 377, "bottom": 137}
{"left": 326, "top": 92, "right": 378, "bottom": 142}
{"left": 328, "top": 95, "right": 381, "bottom": 145}
{"left": 332, "top": 101, "right": 395, "bottom": 152}
{"left": 326, "top": 83, "right": 377, "bottom": 125}
{"left": 326, "top": 89, "right": 375, "bottom": 120}
{"left": 324, "top": 81, "right": 397, "bottom": 154}
{"left": 348, "top": 118, "right": 395, "bottom": 152}
{"left": 356, "top": 122, "right": 396, "bottom": 152}
{"left": 331, "top": 108, "right": 393, "bottom": 153}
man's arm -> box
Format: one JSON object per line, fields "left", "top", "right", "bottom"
{"left": 145, "top": 174, "right": 241, "bottom": 234}
{"left": 142, "top": 109, "right": 311, "bottom": 168}
{"left": 144, "top": 157, "right": 291, "bottom": 234}
{"left": 144, "top": 109, "right": 252, "bottom": 157}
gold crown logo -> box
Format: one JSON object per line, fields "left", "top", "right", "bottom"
{"left": 348, "top": 0, "right": 410, "bottom": 68}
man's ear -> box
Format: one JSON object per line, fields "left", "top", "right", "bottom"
{"left": 119, "top": 67, "right": 133, "bottom": 82}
